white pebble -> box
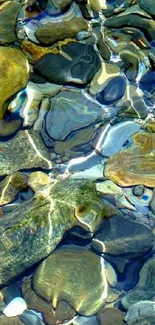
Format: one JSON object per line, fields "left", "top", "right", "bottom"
{"left": 3, "top": 297, "right": 27, "bottom": 317}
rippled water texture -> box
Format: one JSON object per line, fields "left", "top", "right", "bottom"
{"left": 0, "top": 0, "right": 155, "bottom": 324}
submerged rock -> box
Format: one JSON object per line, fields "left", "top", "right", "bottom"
{"left": 72, "top": 315, "right": 99, "bottom": 325}
{"left": 33, "top": 245, "right": 108, "bottom": 316}
{"left": 35, "top": 17, "right": 88, "bottom": 45}
{"left": 21, "top": 40, "right": 59, "bottom": 62}
{"left": 19, "top": 310, "right": 45, "bottom": 325}
{"left": 125, "top": 300, "right": 155, "bottom": 325}
{"left": 89, "top": 62, "right": 120, "bottom": 95}
{"left": 22, "top": 277, "right": 76, "bottom": 325}
{"left": 0, "top": 316, "right": 23, "bottom": 325}
{"left": 0, "top": 1, "right": 20, "bottom": 44}
{"left": 0, "top": 186, "right": 74, "bottom": 285}
{"left": 0, "top": 179, "right": 118, "bottom": 285}
{"left": 34, "top": 42, "right": 101, "bottom": 85}
{"left": 45, "top": 90, "right": 103, "bottom": 141}
{"left": 97, "top": 76, "right": 126, "bottom": 105}
{"left": 0, "top": 47, "right": 29, "bottom": 119}
{"left": 120, "top": 47, "right": 139, "bottom": 81}
{"left": 88, "top": 0, "right": 107, "bottom": 11}
{"left": 104, "top": 14, "right": 155, "bottom": 41}
{"left": 0, "top": 172, "right": 28, "bottom": 206}
{"left": 139, "top": 0, "right": 155, "bottom": 16}
{"left": 3, "top": 297, "right": 27, "bottom": 317}
{"left": 92, "top": 214, "right": 154, "bottom": 256}
{"left": 96, "top": 121, "right": 140, "bottom": 157}
{"left": 4, "top": 283, "right": 22, "bottom": 304}
{"left": 105, "top": 132, "right": 155, "bottom": 187}
{"left": 28, "top": 172, "right": 51, "bottom": 192}
{"left": 97, "top": 307, "right": 125, "bottom": 325}
{"left": 121, "top": 255, "right": 155, "bottom": 309}
{"left": 0, "top": 130, "right": 52, "bottom": 176}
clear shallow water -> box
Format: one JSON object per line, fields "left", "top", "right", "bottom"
{"left": 0, "top": 0, "right": 155, "bottom": 324}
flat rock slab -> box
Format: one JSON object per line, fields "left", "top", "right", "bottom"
{"left": 0, "top": 130, "right": 52, "bottom": 175}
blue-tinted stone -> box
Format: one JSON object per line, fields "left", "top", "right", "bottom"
{"left": 4, "top": 284, "right": 22, "bottom": 304}
{"left": 19, "top": 310, "right": 45, "bottom": 325}
{"left": 139, "top": 71, "right": 155, "bottom": 93}
{"left": 97, "top": 76, "right": 126, "bottom": 105}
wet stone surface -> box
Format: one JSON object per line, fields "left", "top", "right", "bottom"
{"left": 0, "top": 0, "right": 155, "bottom": 324}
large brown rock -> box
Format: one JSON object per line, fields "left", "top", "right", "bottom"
{"left": 0, "top": 47, "right": 29, "bottom": 119}
{"left": 33, "top": 245, "right": 108, "bottom": 316}
{"left": 35, "top": 17, "right": 88, "bottom": 45}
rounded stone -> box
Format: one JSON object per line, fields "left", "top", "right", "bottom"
{"left": 33, "top": 245, "right": 108, "bottom": 316}
{"left": 4, "top": 283, "right": 22, "bottom": 304}
{"left": 35, "top": 17, "right": 88, "bottom": 45}
{"left": 22, "top": 277, "right": 76, "bottom": 325}
{"left": 139, "top": 71, "right": 155, "bottom": 93}
{"left": 34, "top": 42, "right": 101, "bottom": 85}
{"left": 97, "top": 307, "right": 125, "bottom": 325}
{"left": 97, "top": 76, "right": 126, "bottom": 105}
{"left": 0, "top": 1, "right": 20, "bottom": 44}
{"left": 133, "top": 185, "right": 144, "bottom": 196}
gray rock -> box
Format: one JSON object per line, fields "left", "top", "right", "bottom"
{"left": 45, "top": 90, "right": 103, "bottom": 141}
{"left": 92, "top": 215, "right": 154, "bottom": 256}
{"left": 76, "top": 31, "right": 91, "bottom": 41}
{"left": 19, "top": 310, "right": 45, "bottom": 325}
{"left": 4, "top": 283, "right": 22, "bottom": 304}
{"left": 0, "top": 130, "right": 52, "bottom": 176}
{"left": 125, "top": 300, "right": 155, "bottom": 325}
{"left": 121, "top": 255, "right": 155, "bottom": 309}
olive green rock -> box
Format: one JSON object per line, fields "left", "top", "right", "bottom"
{"left": 33, "top": 245, "right": 108, "bottom": 316}
{"left": 0, "top": 1, "right": 20, "bottom": 44}
{"left": 0, "top": 172, "right": 28, "bottom": 205}
{"left": 0, "top": 187, "right": 75, "bottom": 285}
{"left": 0, "top": 47, "right": 29, "bottom": 119}
{"left": 35, "top": 17, "right": 88, "bottom": 45}
{"left": 0, "top": 130, "right": 52, "bottom": 175}
{"left": 139, "top": 0, "right": 155, "bottom": 16}
{"left": 0, "top": 179, "right": 119, "bottom": 285}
